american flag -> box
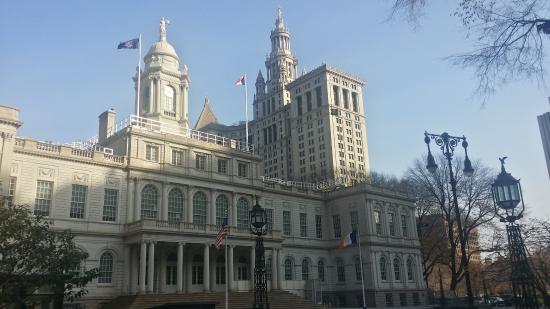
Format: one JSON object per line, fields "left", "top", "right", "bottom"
{"left": 215, "top": 218, "right": 229, "bottom": 250}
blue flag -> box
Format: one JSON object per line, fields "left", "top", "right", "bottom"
{"left": 117, "top": 38, "right": 139, "bottom": 49}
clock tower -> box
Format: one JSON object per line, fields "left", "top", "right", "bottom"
{"left": 137, "top": 18, "right": 190, "bottom": 129}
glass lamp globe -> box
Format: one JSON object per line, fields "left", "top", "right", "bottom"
{"left": 492, "top": 163, "right": 522, "bottom": 210}
{"left": 250, "top": 202, "right": 266, "bottom": 233}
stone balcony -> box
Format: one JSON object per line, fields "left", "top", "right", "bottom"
{"left": 125, "top": 219, "right": 282, "bottom": 241}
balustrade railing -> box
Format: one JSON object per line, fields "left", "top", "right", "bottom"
{"left": 129, "top": 219, "right": 279, "bottom": 237}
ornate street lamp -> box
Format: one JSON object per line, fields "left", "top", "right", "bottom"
{"left": 423, "top": 131, "right": 475, "bottom": 307}
{"left": 250, "top": 201, "right": 269, "bottom": 309}
{"left": 491, "top": 158, "right": 539, "bottom": 309}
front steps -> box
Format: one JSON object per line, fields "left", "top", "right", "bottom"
{"left": 100, "top": 290, "right": 326, "bottom": 309}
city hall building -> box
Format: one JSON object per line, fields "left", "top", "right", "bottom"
{"left": 0, "top": 10, "right": 425, "bottom": 308}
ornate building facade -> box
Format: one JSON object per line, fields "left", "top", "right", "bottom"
{"left": 0, "top": 10, "right": 425, "bottom": 309}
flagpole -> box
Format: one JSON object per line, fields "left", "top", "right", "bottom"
{"left": 136, "top": 34, "right": 142, "bottom": 116}
{"left": 357, "top": 229, "right": 367, "bottom": 309}
{"left": 225, "top": 220, "right": 229, "bottom": 309}
{"left": 244, "top": 73, "right": 249, "bottom": 149}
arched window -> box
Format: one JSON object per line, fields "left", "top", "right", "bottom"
{"left": 284, "top": 258, "right": 293, "bottom": 280}
{"left": 380, "top": 256, "right": 387, "bottom": 281}
{"left": 302, "top": 258, "right": 310, "bottom": 280}
{"left": 166, "top": 252, "right": 177, "bottom": 285}
{"left": 354, "top": 257, "right": 362, "bottom": 281}
{"left": 317, "top": 260, "right": 325, "bottom": 282}
{"left": 98, "top": 252, "right": 113, "bottom": 283}
{"left": 192, "top": 254, "right": 203, "bottom": 284}
{"left": 216, "top": 255, "right": 225, "bottom": 284}
{"left": 164, "top": 85, "right": 176, "bottom": 114}
{"left": 393, "top": 258, "right": 401, "bottom": 281}
{"left": 141, "top": 185, "right": 158, "bottom": 219}
{"left": 237, "top": 256, "right": 249, "bottom": 280}
{"left": 407, "top": 258, "right": 415, "bottom": 281}
{"left": 193, "top": 192, "right": 207, "bottom": 225}
{"left": 336, "top": 258, "right": 345, "bottom": 282}
{"left": 237, "top": 197, "right": 250, "bottom": 230}
{"left": 215, "top": 194, "right": 229, "bottom": 227}
{"left": 168, "top": 188, "right": 184, "bottom": 222}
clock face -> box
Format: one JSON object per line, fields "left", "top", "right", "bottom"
{"left": 164, "top": 85, "right": 174, "bottom": 97}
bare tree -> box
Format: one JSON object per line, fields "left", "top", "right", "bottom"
{"left": 390, "top": 0, "right": 550, "bottom": 100}
{"left": 406, "top": 155, "right": 496, "bottom": 295}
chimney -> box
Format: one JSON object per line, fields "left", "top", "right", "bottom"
{"left": 98, "top": 108, "right": 116, "bottom": 145}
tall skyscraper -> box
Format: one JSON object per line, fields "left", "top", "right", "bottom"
{"left": 538, "top": 110, "right": 550, "bottom": 181}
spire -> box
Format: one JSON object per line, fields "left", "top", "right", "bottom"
{"left": 256, "top": 70, "right": 265, "bottom": 84}
{"left": 160, "top": 17, "right": 170, "bottom": 42}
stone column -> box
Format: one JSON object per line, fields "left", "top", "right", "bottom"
{"left": 147, "top": 241, "right": 155, "bottom": 293}
{"left": 159, "top": 247, "right": 166, "bottom": 293}
{"left": 177, "top": 242, "right": 184, "bottom": 293}
{"left": 140, "top": 241, "right": 147, "bottom": 293}
{"left": 123, "top": 245, "right": 131, "bottom": 294}
{"left": 148, "top": 78, "right": 154, "bottom": 114}
{"left": 156, "top": 79, "right": 161, "bottom": 113}
{"left": 210, "top": 248, "right": 216, "bottom": 291}
{"left": 228, "top": 245, "right": 235, "bottom": 291}
{"left": 272, "top": 249, "right": 278, "bottom": 290}
{"left": 134, "top": 179, "right": 141, "bottom": 222}
{"left": 276, "top": 249, "right": 282, "bottom": 290}
{"left": 162, "top": 184, "right": 169, "bottom": 221}
{"left": 187, "top": 187, "right": 194, "bottom": 223}
{"left": 131, "top": 245, "right": 139, "bottom": 294}
{"left": 250, "top": 246, "right": 256, "bottom": 289}
{"left": 210, "top": 190, "right": 216, "bottom": 225}
{"left": 185, "top": 249, "right": 192, "bottom": 293}
{"left": 231, "top": 193, "right": 238, "bottom": 227}
{"left": 203, "top": 243, "right": 210, "bottom": 292}
{"left": 127, "top": 179, "right": 135, "bottom": 223}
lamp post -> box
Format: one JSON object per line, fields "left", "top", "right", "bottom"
{"left": 424, "top": 131, "right": 475, "bottom": 307}
{"left": 250, "top": 201, "right": 269, "bottom": 309}
{"left": 491, "top": 157, "right": 539, "bottom": 309}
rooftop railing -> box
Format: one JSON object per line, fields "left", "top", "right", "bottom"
{"left": 109, "top": 115, "right": 255, "bottom": 154}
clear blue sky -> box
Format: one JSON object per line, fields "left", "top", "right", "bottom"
{"left": 1, "top": 1, "right": 549, "bottom": 218}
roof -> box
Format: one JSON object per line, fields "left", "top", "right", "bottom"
{"left": 194, "top": 97, "right": 219, "bottom": 130}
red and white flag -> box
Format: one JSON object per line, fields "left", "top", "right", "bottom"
{"left": 235, "top": 75, "right": 246, "bottom": 86}
{"left": 214, "top": 218, "right": 229, "bottom": 250}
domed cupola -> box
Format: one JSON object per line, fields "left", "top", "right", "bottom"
{"left": 144, "top": 17, "right": 180, "bottom": 71}
{"left": 136, "top": 17, "right": 190, "bottom": 130}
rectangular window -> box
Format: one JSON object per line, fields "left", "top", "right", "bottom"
{"left": 388, "top": 213, "right": 395, "bottom": 236}
{"left": 102, "top": 189, "right": 118, "bottom": 222}
{"left": 352, "top": 92, "right": 359, "bottom": 112}
{"left": 401, "top": 214, "right": 409, "bottom": 237}
{"left": 283, "top": 211, "right": 291, "bottom": 236}
{"left": 315, "top": 87, "right": 322, "bottom": 107}
{"left": 166, "top": 265, "right": 177, "bottom": 285}
{"left": 172, "top": 149, "right": 183, "bottom": 166}
{"left": 297, "top": 96, "right": 303, "bottom": 116}
{"left": 333, "top": 85, "right": 340, "bottom": 106}
{"left": 333, "top": 215, "right": 341, "bottom": 238}
{"left": 315, "top": 215, "right": 323, "bottom": 239}
{"left": 218, "top": 158, "right": 228, "bottom": 174}
{"left": 342, "top": 89, "right": 349, "bottom": 109}
{"left": 350, "top": 211, "right": 359, "bottom": 232}
{"left": 385, "top": 294, "right": 394, "bottom": 307}
{"left": 374, "top": 210, "right": 382, "bottom": 235}
{"left": 299, "top": 213, "right": 307, "bottom": 237}
{"left": 70, "top": 184, "right": 87, "bottom": 219}
{"left": 195, "top": 154, "right": 206, "bottom": 170}
{"left": 8, "top": 177, "right": 16, "bottom": 206}
{"left": 145, "top": 144, "right": 159, "bottom": 162}
{"left": 238, "top": 161, "right": 248, "bottom": 177}
{"left": 266, "top": 208, "right": 273, "bottom": 232}
{"left": 34, "top": 180, "right": 53, "bottom": 216}
{"left": 399, "top": 293, "right": 407, "bottom": 306}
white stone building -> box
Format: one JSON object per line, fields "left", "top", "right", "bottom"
{"left": 0, "top": 10, "right": 425, "bottom": 309}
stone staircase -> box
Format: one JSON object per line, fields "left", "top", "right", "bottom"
{"left": 101, "top": 290, "right": 327, "bottom": 309}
